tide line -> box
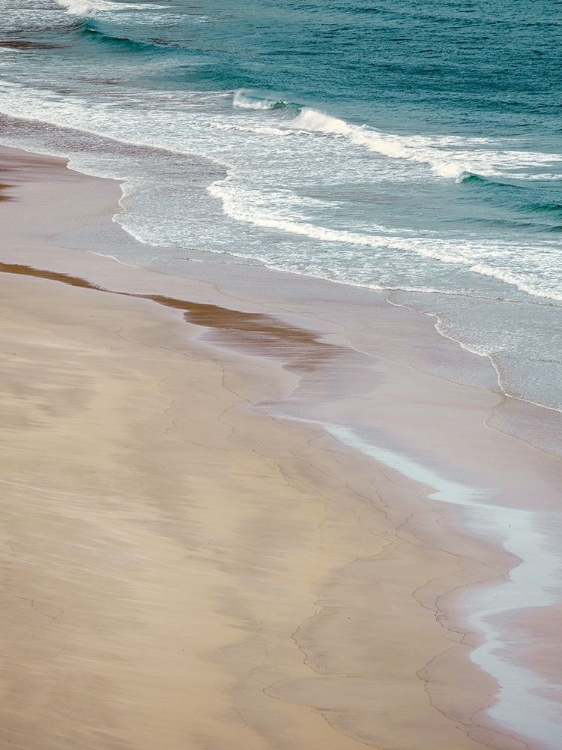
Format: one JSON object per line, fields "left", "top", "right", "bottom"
{"left": 291, "top": 416, "right": 562, "bottom": 749}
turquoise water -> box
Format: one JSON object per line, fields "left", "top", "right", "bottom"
{"left": 0, "top": 0, "right": 561, "bottom": 407}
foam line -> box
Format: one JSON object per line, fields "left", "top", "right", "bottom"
{"left": 290, "top": 107, "right": 562, "bottom": 181}
{"left": 56, "top": 0, "right": 163, "bottom": 15}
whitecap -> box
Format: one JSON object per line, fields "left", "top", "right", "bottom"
{"left": 56, "top": 0, "right": 163, "bottom": 16}
{"left": 290, "top": 107, "right": 562, "bottom": 182}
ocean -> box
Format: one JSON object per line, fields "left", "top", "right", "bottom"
{"left": 0, "top": 0, "right": 561, "bottom": 410}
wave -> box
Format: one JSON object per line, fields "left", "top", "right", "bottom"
{"left": 290, "top": 108, "right": 478, "bottom": 180}
{"left": 289, "top": 108, "right": 562, "bottom": 182}
{"left": 232, "top": 91, "right": 298, "bottom": 112}
{"left": 0, "top": 79, "right": 559, "bottom": 304}
{"left": 57, "top": 0, "right": 163, "bottom": 16}
{"left": 458, "top": 172, "right": 520, "bottom": 188}
{"left": 467, "top": 263, "right": 562, "bottom": 302}
{"left": 209, "top": 179, "right": 562, "bottom": 302}
{"left": 457, "top": 173, "right": 539, "bottom": 195}
{"left": 80, "top": 21, "right": 167, "bottom": 51}
{"left": 228, "top": 98, "right": 562, "bottom": 188}
{"left": 456, "top": 174, "right": 560, "bottom": 198}
{"left": 211, "top": 121, "right": 297, "bottom": 137}
{"left": 208, "top": 181, "right": 414, "bottom": 240}
{"left": 527, "top": 201, "right": 562, "bottom": 214}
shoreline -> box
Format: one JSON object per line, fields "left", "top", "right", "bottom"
{"left": 1, "top": 143, "right": 561, "bottom": 749}
{"left": 3, "top": 136, "right": 560, "bottom": 459}
{"left": 2, "top": 122, "right": 561, "bottom": 421}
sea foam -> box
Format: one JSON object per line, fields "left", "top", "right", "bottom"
{"left": 56, "top": 0, "right": 163, "bottom": 15}
{"left": 232, "top": 91, "right": 288, "bottom": 111}
{"left": 208, "top": 179, "right": 562, "bottom": 302}
{"left": 289, "top": 107, "right": 562, "bottom": 182}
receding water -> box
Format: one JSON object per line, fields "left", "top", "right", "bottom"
{"left": 293, "top": 418, "right": 562, "bottom": 749}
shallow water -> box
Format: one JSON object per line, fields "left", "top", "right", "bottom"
{"left": 296, "top": 418, "right": 562, "bottom": 750}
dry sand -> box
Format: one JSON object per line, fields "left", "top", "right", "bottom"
{"left": 0, "top": 145, "right": 559, "bottom": 750}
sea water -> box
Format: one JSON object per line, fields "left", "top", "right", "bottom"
{"left": 0, "top": 0, "right": 560, "bottom": 411}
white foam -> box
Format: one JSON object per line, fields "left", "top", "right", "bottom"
{"left": 469, "top": 262, "right": 562, "bottom": 302}
{"left": 56, "top": 0, "right": 163, "bottom": 15}
{"left": 0, "top": 80, "right": 559, "bottom": 306}
{"left": 291, "top": 108, "right": 562, "bottom": 181}
{"left": 292, "top": 418, "right": 562, "bottom": 749}
{"left": 208, "top": 179, "right": 562, "bottom": 302}
{"left": 208, "top": 181, "right": 412, "bottom": 238}
{"left": 211, "top": 121, "right": 295, "bottom": 137}
{"left": 233, "top": 90, "right": 286, "bottom": 111}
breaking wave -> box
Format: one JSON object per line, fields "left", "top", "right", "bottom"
{"left": 232, "top": 90, "right": 298, "bottom": 112}
{"left": 80, "top": 21, "right": 168, "bottom": 51}
{"left": 57, "top": 0, "right": 163, "bottom": 16}
{"left": 289, "top": 107, "right": 562, "bottom": 182}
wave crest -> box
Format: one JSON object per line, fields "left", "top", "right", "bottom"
{"left": 233, "top": 90, "right": 297, "bottom": 112}
{"left": 290, "top": 108, "right": 562, "bottom": 183}
{"left": 57, "top": 0, "right": 163, "bottom": 16}
{"left": 291, "top": 108, "right": 466, "bottom": 179}
{"left": 81, "top": 21, "right": 167, "bottom": 51}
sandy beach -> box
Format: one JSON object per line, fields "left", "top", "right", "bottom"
{"left": 0, "top": 145, "right": 561, "bottom": 750}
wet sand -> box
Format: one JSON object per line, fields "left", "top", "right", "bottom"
{"left": 0, "top": 144, "right": 561, "bottom": 750}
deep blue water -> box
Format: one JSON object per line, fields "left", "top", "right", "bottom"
{"left": 0, "top": 0, "right": 561, "bottom": 407}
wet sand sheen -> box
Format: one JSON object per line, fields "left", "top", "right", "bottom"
{"left": 1, "top": 144, "right": 560, "bottom": 750}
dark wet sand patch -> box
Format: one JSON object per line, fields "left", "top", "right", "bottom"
{"left": 0, "top": 184, "right": 13, "bottom": 201}
{"left": 0, "top": 262, "right": 341, "bottom": 371}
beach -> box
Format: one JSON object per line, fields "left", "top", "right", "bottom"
{"left": 0, "top": 145, "right": 560, "bottom": 750}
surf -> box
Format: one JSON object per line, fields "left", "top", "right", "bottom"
{"left": 56, "top": 0, "right": 163, "bottom": 16}
{"left": 289, "top": 107, "right": 562, "bottom": 182}
{"left": 80, "top": 21, "right": 170, "bottom": 51}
